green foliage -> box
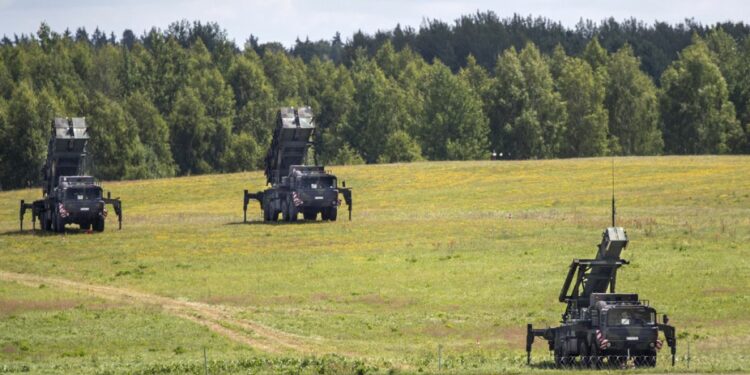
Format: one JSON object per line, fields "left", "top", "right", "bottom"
{"left": 605, "top": 45, "right": 664, "bottom": 155}
{"left": 0, "top": 22, "right": 747, "bottom": 189}
{"left": 227, "top": 51, "right": 276, "bottom": 140}
{"left": 422, "top": 61, "right": 488, "bottom": 160}
{"left": 124, "top": 91, "right": 176, "bottom": 177}
{"left": 557, "top": 56, "right": 609, "bottom": 157}
{"left": 706, "top": 28, "right": 749, "bottom": 152}
{"left": 1, "top": 82, "right": 45, "bottom": 188}
{"left": 347, "top": 57, "right": 416, "bottom": 163}
{"left": 378, "top": 130, "right": 423, "bottom": 163}
{"left": 262, "top": 49, "right": 308, "bottom": 104}
{"left": 660, "top": 37, "right": 744, "bottom": 154}
{"left": 307, "top": 57, "right": 355, "bottom": 163}
{"left": 168, "top": 86, "right": 212, "bottom": 174}
{"left": 490, "top": 44, "right": 567, "bottom": 159}
{"left": 327, "top": 143, "right": 365, "bottom": 165}
{"left": 583, "top": 37, "right": 608, "bottom": 70}
{"left": 221, "top": 131, "right": 261, "bottom": 172}
{"left": 86, "top": 93, "right": 148, "bottom": 180}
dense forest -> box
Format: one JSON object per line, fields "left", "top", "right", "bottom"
{"left": 0, "top": 12, "right": 749, "bottom": 189}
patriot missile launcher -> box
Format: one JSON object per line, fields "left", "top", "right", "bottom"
{"left": 243, "top": 107, "right": 352, "bottom": 222}
{"left": 19, "top": 117, "right": 122, "bottom": 232}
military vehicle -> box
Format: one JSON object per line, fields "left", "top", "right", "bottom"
{"left": 526, "top": 205, "right": 676, "bottom": 367}
{"left": 19, "top": 117, "right": 122, "bottom": 233}
{"left": 243, "top": 107, "right": 352, "bottom": 222}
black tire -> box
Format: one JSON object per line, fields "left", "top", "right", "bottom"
{"left": 263, "top": 204, "right": 271, "bottom": 221}
{"left": 287, "top": 197, "right": 298, "bottom": 222}
{"left": 54, "top": 212, "right": 65, "bottom": 233}
{"left": 328, "top": 207, "right": 337, "bottom": 221}
{"left": 580, "top": 340, "right": 591, "bottom": 368}
{"left": 40, "top": 213, "right": 49, "bottom": 232}
{"left": 607, "top": 355, "right": 621, "bottom": 368}
{"left": 281, "top": 200, "right": 290, "bottom": 222}
{"left": 635, "top": 351, "right": 656, "bottom": 367}
{"left": 93, "top": 217, "right": 105, "bottom": 232}
{"left": 303, "top": 211, "right": 317, "bottom": 221}
{"left": 81, "top": 223, "right": 91, "bottom": 231}
{"left": 590, "top": 341, "right": 603, "bottom": 369}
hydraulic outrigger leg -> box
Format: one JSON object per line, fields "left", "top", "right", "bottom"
{"left": 19, "top": 200, "right": 37, "bottom": 231}
{"left": 104, "top": 192, "right": 123, "bottom": 229}
{"left": 340, "top": 188, "right": 353, "bottom": 221}
{"left": 243, "top": 190, "right": 265, "bottom": 223}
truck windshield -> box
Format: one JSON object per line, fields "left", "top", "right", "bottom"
{"left": 301, "top": 177, "right": 335, "bottom": 189}
{"left": 606, "top": 308, "right": 655, "bottom": 326}
{"left": 65, "top": 187, "right": 102, "bottom": 200}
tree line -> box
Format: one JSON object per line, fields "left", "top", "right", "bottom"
{"left": 0, "top": 16, "right": 748, "bottom": 190}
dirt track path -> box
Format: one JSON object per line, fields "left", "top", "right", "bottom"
{"left": 0, "top": 270, "right": 318, "bottom": 354}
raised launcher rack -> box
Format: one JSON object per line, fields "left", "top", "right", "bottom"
{"left": 19, "top": 117, "right": 122, "bottom": 232}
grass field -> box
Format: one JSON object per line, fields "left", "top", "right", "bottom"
{"left": 0, "top": 156, "right": 749, "bottom": 374}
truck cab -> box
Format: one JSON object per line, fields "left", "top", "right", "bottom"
{"left": 287, "top": 166, "right": 341, "bottom": 220}
{"left": 19, "top": 117, "right": 122, "bottom": 233}
{"left": 588, "top": 294, "right": 661, "bottom": 364}
{"left": 51, "top": 176, "right": 107, "bottom": 231}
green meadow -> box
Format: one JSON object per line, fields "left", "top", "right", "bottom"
{"left": 0, "top": 156, "right": 748, "bottom": 374}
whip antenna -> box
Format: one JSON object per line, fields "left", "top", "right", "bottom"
{"left": 611, "top": 156, "right": 616, "bottom": 227}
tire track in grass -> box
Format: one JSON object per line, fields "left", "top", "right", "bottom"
{"left": 0, "top": 270, "right": 314, "bottom": 354}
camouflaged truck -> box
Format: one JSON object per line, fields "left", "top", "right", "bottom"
{"left": 243, "top": 107, "right": 352, "bottom": 222}
{"left": 20, "top": 117, "right": 122, "bottom": 233}
{"left": 526, "top": 227, "right": 677, "bottom": 368}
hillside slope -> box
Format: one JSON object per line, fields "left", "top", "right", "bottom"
{"left": 1, "top": 156, "right": 749, "bottom": 373}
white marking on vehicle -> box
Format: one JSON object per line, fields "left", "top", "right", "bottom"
{"left": 80, "top": 207, "right": 89, "bottom": 211}
{"left": 626, "top": 336, "right": 639, "bottom": 341}
{"left": 315, "top": 196, "right": 324, "bottom": 200}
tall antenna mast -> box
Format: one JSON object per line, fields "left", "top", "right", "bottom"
{"left": 611, "top": 156, "right": 616, "bottom": 227}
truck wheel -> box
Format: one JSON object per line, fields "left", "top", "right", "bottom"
{"left": 282, "top": 200, "right": 290, "bottom": 222}
{"left": 589, "top": 341, "right": 602, "bottom": 369}
{"left": 328, "top": 207, "right": 337, "bottom": 221}
{"left": 303, "top": 211, "right": 317, "bottom": 220}
{"left": 554, "top": 348, "right": 562, "bottom": 367}
{"left": 263, "top": 205, "right": 271, "bottom": 221}
{"left": 93, "top": 217, "right": 105, "bottom": 232}
{"left": 580, "top": 340, "right": 591, "bottom": 367}
{"left": 635, "top": 351, "right": 656, "bottom": 367}
{"left": 41, "top": 213, "right": 49, "bottom": 232}
{"left": 287, "top": 197, "right": 298, "bottom": 222}
{"left": 54, "top": 212, "right": 65, "bottom": 233}
{"left": 81, "top": 223, "right": 91, "bottom": 231}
